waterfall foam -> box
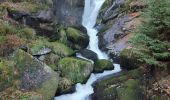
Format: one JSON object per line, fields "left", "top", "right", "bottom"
{"left": 55, "top": 0, "right": 121, "bottom": 100}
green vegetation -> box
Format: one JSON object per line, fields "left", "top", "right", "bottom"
{"left": 0, "top": 1, "right": 51, "bottom": 13}
{"left": 139, "top": 0, "right": 170, "bottom": 40}
{"left": 0, "top": 59, "right": 14, "bottom": 91}
{"left": 128, "top": 0, "right": 170, "bottom": 68}
{"left": 117, "top": 79, "right": 143, "bottom": 100}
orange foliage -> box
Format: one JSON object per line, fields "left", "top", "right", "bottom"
{"left": 0, "top": 35, "right": 23, "bottom": 56}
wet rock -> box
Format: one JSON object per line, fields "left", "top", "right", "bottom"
{"left": 79, "top": 49, "right": 98, "bottom": 62}
{"left": 94, "top": 59, "right": 114, "bottom": 73}
{"left": 14, "top": 49, "right": 59, "bottom": 100}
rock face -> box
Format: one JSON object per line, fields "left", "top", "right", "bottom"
{"left": 53, "top": 0, "right": 84, "bottom": 27}
{"left": 14, "top": 49, "right": 59, "bottom": 100}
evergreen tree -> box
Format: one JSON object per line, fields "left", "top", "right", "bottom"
{"left": 139, "top": 0, "right": 170, "bottom": 40}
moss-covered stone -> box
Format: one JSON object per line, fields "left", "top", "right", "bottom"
{"left": 117, "top": 79, "right": 144, "bottom": 100}
{"left": 14, "top": 49, "right": 59, "bottom": 100}
{"left": 120, "top": 48, "right": 140, "bottom": 70}
{"left": 30, "top": 38, "right": 74, "bottom": 57}
{"left": 57, "top": 57, "right": 93, "bottom": 84}
{"left": 94, "top": 59, "right": 114, "bottom": 73}
{"left": 66, "top": 27, "right": 89, "bottom": 49}
{"left": 92, "top": 68, "right": 145, "bottom": 100}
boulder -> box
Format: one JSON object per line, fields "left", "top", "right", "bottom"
{"left": 120, "top": 48, "right": 140, "bottom": 70}
{"left": 14, "top": 49, "right": 59, "bottom": 100}
{"left": 56, "top": 57, "right": 93, "bottom": 93}
{"left": 92, "top": 69, "right": 144, "bottom": 100}
{"left": 66, "top": 27, "right": 89, "bottom": 50}
{"left": 94, "top": 59, "right": 114, "bottom": 73}
{"left": 79, "top": 49, "right": 98, "bottom": 62}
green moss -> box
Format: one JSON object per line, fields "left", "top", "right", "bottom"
{"left": 117, "top": 79, "right": 143, "bottom": 100}
{"left": 94, "top": 60, "right": 113, "bottom": 72}
{"left": 0, "top": 36, "right": 7, "bottom": 44}
{"left": 58, "top": 28, "right": 67, "bottom": 44}
{"left": 0, "top": 59, "right": 14, "bottom": 91}
{"left": 19, "top": 27, "right": 36, "bottom": 40}
{"left": 30, "top": 38, "right": 74, "bottom": 57}
{"left": 36, "top": 71, "right": 59, "bottom": 100}
{"left": 48, "top": 42, "right": 74, "bottom": 57}
{"left": 57, "top": 57, "right": 93, "bottom": 84}
{"left": 66, "top": 27, "right": 86, "bottom": 42}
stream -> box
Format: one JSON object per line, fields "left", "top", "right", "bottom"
{"left": 55, "top": 0, "right": 122, "bottom": 100}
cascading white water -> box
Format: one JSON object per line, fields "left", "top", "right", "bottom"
{"left": 82, "top": 0, "right": 108, "bottom": 59}
{"left": 55, "top": 0, "right": 121, "bottom": 100}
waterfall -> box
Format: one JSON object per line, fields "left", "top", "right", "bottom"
{"left": 82, "top": 0, "right": 108, "bottom": 59}
{"left": 55, "top": 0, "right": 121, "bottom": 100}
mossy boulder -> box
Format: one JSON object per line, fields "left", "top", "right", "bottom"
{"left": 94, "top": 59, "right": 114, "bottom": 73}
{"left": 117, "top": 79, "right": 144, "bottom": 100}
{"left": 66, "top": 27, "right": 89, "bottom": 49}
{"left": 14, "top": 49, "right": 59, "bottom": 100}
{"left": 92, "top": 69, "right": 145, "bottom": 100}
{"left": 120, "top": 48, "right": 140, "bottom": 70}
{"left": 30, "top": 38, "right": 74, "bottom": 57}
{"left": 57, "top": 57, "right": 93, "bottom": 84}
{"left": 56, "top": 57, "right": 93, "bottom": 93}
